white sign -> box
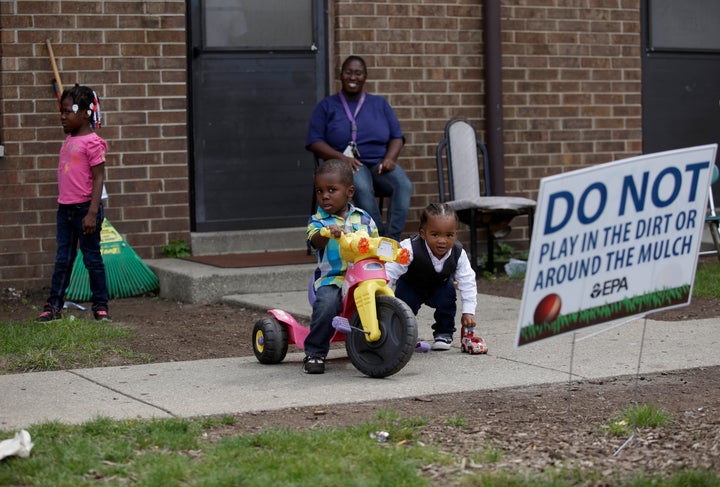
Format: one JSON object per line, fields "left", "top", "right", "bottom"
{"left": 516, "top": 145, "right": 717, "bottom": 347}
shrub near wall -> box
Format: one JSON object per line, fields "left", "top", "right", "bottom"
{"left": 0, "top": 0, "right": 189, "bottom": 290}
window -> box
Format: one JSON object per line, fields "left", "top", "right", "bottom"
{"left": 204, "top": 0, "right": 313, "bottom": 49}
{"left": 648, "top": 0, "right": 720, "bottom": 53}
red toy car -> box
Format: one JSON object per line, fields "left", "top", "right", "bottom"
{"left": 461, "top": 329, "right": 488, "bottom": 355}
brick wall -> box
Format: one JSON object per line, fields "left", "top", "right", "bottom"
{"left": 334, "top": 0, "right": 641, "bottom": 236}
{"left": 501, "top": 0, "right": 642, "bottom": 191}
{"left": 0, "top": 0, "right": 641, "bottom": 292}
{"left": 0, "top": 0, "right": 188, "bottom": 290}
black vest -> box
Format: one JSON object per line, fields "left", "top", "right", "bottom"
{"left": 399, "top": 235, "right": 462, "bottom": 289}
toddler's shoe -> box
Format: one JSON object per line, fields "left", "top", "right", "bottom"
{"left": 431, "top": 333, "right": 452, "bottom": 351}
{"left": 37, "top": 304, "right": 61, "bottom": 322}
{"left": 303, "top": 355, "right": 325, "bottom": 374}
{"left": 461, "top": 327, "right": 488, "bottom": 355}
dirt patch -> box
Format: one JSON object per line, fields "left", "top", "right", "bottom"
{"left": 210, "top": 367, "right": 720, "bottom": 483}
{"left": 4, "top": 274, "right": 720, "bottom": 483}
{"left": 8, "top": 275, "right": 716, "bottom": 365}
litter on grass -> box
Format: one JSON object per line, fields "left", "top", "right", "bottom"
{"left": 0, "top": 430, "right": 33, "bottom": 461}
{"left": 370, "top": 431, "right": 389, "bottom": 442}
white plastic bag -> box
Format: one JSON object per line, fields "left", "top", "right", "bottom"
{"left": 0, "top": 430, "right": 33, "bottom": 461}
{"left": 504, "top": 258, "right": 527, "bottom": 278}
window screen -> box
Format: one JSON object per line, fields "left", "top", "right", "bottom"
{"left": 648, "top": 0, "right": 720, "bottom": 52}
{"left": 204, "top": 0, "right": 313, "bottom": 49}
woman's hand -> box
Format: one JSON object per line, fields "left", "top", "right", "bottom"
{"left": 343, "top": 155, "right": 364, "bottom": 172}
{"left": 377, "top": 158, "right": 396, "bottom": 174}
{"left": 378, "top": 137, "right": 403, "bottom": 174}
{"left": 308, "top": 141, "right": 364, "bottom": 172}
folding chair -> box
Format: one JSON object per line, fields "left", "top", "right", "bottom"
{"left": 701, "top": 165, "right": 720, "bottom": 260}
{"left": 436, "top": 117, "right": 536, "bottom": 271}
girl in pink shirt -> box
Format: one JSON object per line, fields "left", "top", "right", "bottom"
{"left": 38, "top": 85, "right": 111, "bottom": 322}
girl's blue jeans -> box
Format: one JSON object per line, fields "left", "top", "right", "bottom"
{"left": 394, "top": 277, "right": 457, "bottom": 336}
{"left": 352, "top": 164, "right": 412, "bottom": 241}
{"left": 47, "top": 202, "right": 108, "bottom": 312}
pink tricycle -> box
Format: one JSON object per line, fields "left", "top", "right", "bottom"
{"left": 252, "top": 228, "right": 418, "bottom": 378}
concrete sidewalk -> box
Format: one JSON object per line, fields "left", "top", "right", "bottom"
{"left": 1, "top": 293, "right": 718, "bottom": 431}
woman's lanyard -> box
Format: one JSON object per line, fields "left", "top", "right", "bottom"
{"left": 339, "top": 91, "right": 366, "bottom": 157}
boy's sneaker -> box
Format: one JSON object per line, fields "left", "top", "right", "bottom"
{"left": 431, "top": 333, "right": 453, "bottom": 351}
{"left": 303, "top": 356, "right": 325, "bottom": 374}
{"left": 37, "top": 305, "right": 61, "bottom": 322}
{"left": 93, "top": 309, "right": 112, "bottom": 321}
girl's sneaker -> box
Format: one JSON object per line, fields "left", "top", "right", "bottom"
{"left": 37, "top": 305, "right": 61, "bottom": 322}
{"left": 93, "top": 308, "right": 112, "bottom": 321}
{"left": 431, "top": 334, "right": 452, "bottom": 351}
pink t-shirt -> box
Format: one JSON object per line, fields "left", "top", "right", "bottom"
{"left": 57, "top": 132, "right": 108, "bottom": 204}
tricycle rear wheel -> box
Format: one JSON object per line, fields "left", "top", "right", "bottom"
{"left": 252, "top": 316, "right": 288, "bottom": 364}
{"left": 345, "top": 295, "right": 418, "bottom": 378}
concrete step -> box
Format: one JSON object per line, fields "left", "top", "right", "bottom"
{"left": 146, "top": 258, "right": 315, "bottom": 304}
{"left": 145, "top": 227, "right": 315, "bottom": 303}
{"left": 190, "top": 227, "right": 307, "bottom": 255}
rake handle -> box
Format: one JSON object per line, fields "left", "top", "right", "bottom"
{"left": 46, "top": 39, "right": 63, "bottom": 95}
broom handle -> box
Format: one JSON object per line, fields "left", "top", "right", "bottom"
{"left": 46, "top": 39, "right": 63, "bottom": 93}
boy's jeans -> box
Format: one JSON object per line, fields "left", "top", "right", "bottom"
{"left": 47, "top": 202, "right": 109, "bottom": 312}
{"left": 304, "top": 285, "right": 343, "bottom": 358}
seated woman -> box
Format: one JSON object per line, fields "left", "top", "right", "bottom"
{"left": 305, "top": 55, "right": 413, "bottom": 241}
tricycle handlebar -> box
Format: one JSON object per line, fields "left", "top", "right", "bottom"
{"left": 319, "top": 228, "right": 410, "bottom": 265}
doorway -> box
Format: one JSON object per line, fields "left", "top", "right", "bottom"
{"left": 189, "top": 0, "right": 328, "bottom": 232}
{"left": 642, "top": 0, "right": 720, "bottom": 202}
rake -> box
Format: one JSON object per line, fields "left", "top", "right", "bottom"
{"left": 65, "top": 219, "right": 159, "bottom": 301}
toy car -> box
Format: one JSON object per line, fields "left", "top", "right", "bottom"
{"left": 461, "top": 332, "right": 488, "bottom": 355}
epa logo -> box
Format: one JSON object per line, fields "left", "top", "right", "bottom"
{"left": 591, "top": 277, "right": 628, "bottom": 298}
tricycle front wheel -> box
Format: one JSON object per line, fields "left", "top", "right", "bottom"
{"left": 252, "top": 316, "right": 289, "bottom": 364}
{"left": 345, "top": 295, "right": 418, "bottom": 378}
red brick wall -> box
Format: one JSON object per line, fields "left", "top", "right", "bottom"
{"left": 333, "top": 0, "right": 641, "bottom": 230}
{"left": 0, "top": 0, "right": 189, "bottom": 290}
{"left": 501, "top": 0, "right": 642, "bottom": 193}
{"left": 0, "top": 0, "right": 641, "bottom": 291}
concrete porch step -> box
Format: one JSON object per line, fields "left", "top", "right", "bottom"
{"left": 146, "top": 227, "right": 314, "bottom": 303}
{"left": 146, "top": 258, "right": 315, "bottom": 304}
{"left": 190, "top": 227, "right": 307, "bottom": 256}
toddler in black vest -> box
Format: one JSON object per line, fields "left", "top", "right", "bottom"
{"left": 385, "top": 203, "right": 488, "bottom": 353}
